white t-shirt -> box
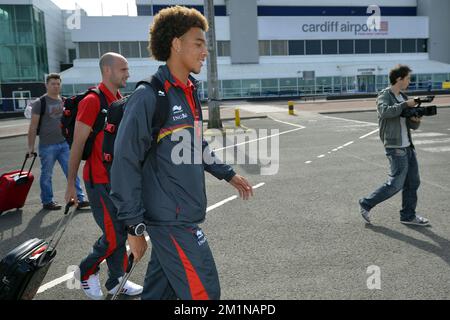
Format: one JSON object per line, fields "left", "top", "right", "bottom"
{"left": 395, "top": 94, "right": 411, "bottom": 148}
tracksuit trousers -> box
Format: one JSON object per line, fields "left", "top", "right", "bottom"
{"left": 141, "top": 224, "right": 220, "bottom": 300}
{"left": 78, "top": 182, "right": 128, "bottom": 290}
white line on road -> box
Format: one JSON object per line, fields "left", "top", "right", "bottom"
{"left": 268, "top": 116, "right": 306, "bottom": 129}
{"left": 216, "top": 127, "right": 304, "bottom": 152}
{"left": 343, "top": 141, "right": 354, "bottom": 147}
{"left": 318, "top": 155, "right": 325, "bottom": 158}
{"left": 322, "top": 115, "right": 378, "bottom": 126}
{"left": 305, "top": 161, "right": 312, "bottom": 164}
{"left": 412, "top": 132, "right": 447, "bottom": 138}
{"left": 37, "top": 183, "right": 266, "bottom": 295}
{"left": 360, "top": 129, "right": 379, "bottom": 139}
{"left": 420, "top": 146, "right": 450, "bottom": 153}
{"left": 413, "top": 138, "right": 450, "bottom": 145}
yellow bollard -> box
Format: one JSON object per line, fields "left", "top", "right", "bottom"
{"left": 235, "top": 108, "right": 241, "bottom": 127}
{"left": 288, "top": 101, "right": 295, "bottom": 115}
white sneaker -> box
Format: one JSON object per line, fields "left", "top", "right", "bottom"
{"left": 81, "top": 273, "right": 104, "bottom": 300}
{"left": 108, "top": 278, "right": 143, "bottom": 296}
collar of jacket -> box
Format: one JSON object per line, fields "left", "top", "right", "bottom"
{"left": 158, "top": 64, "right": 201, "bottom": 90}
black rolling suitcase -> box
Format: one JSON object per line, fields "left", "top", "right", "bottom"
{"left": 0, "top": 203, "right": 76, "bottom": 300}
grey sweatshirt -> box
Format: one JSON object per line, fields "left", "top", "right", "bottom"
{"left": 377, "top": 87, "right": 420, "bottom": 148}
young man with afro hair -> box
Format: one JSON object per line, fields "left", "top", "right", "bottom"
{"left": 110, "top": 6, "right": 254, "bottom": 300}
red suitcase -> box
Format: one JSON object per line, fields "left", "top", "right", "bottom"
{"left": 0, "top": 153, "right": 37, "bottom": 215}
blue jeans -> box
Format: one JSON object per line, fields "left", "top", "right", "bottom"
{"left": 360, "top": 147, "right": 421, "bottom": 221}
{"left": 38, "top": 141, "right": 85, "bottom": 205}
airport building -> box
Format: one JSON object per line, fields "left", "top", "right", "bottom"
{"left": 1, "top": 0, "right": 450, "bottom": 111}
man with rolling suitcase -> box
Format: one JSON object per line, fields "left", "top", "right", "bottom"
{"left": 27, "top": 73, "right": 89, "bottom": 211}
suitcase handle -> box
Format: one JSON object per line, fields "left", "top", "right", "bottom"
{"left": 37, "top": 201, "right": 76, "bottom": 267}
{"left": 111, "top": 253, "right": 136, "bottom": 300}
{"left": 19, "top": 152, "right": 37, "bottom": 178}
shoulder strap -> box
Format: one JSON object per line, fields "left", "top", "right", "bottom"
{"left": 135, "top": 76, "right": 170, "bottom": 171}
{"left": 36, "top": 96, "right": 47, "bottom": 135}
{"left": 136, "top": 76, "right": 170, "bottom": 135}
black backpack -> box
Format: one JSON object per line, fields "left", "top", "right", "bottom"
{"left": 60, "top": 88, "right": 108, "bottom": 160}
{"left": 102, "top": 76, "right": 169, "bottom": 173}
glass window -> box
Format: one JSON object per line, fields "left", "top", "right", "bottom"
{"left": 417, "top": 39, "right": 427, "bottom": 53}
{"left": 62, "top": 84, "right": 74, "bottom": 97}
{"left": 402, "top": 39, "right": 416, "bottom": 53}
{"left": 355, "top": 40, "right": 370, "bottom": 54}
{"left": 68, "top": 49, "right": 76, "bottom": 63}
{"left": 316, "top": 77, "right": 332, "bottom": 93}
{"left": 140, "top": 41, "right": 150, "bottom": 57}
{"left": 333, "top": 77, "right": 342, "bottom": 93}
{"left": 261, "top": 78, "right": 279, "bottom": 95}
{"left": 79, "top": 42, "right": 99, "bottom": 59}
{"left": 120, "top": 41, "right": 140, "bottom": 58}
{"left": 222, "top": 80, "right": 242, "bottom": 98}
{"left": 371, "top": 39, "right": 385, "bottom": 54}
{"left": 306, "top": 40, "right": 321, "bottom": 55}
{"left": 322, "top": 40, "right": 337, "bottom": 54}
{"left": 242, "top": 79, "right": 261, "bottom": 97}
{"left": 288, "top": 40, "right": 304, "bottom": 55}
{"left": 339, "top": 40, "right": 354, "bottom": 54}
{"left": 433, "top": 74, "right": 448, "bottom": 82}
{"left": 74, "top": 84, "right": 95, "bottom": 94}
{"left": 259, "top": 40, "right": 270, "bottom": 56}
{"left": 100, "top": 42, "right": 119, "bottom": 56}
{"left": 386, "top": 39, "right": 401, "bottom": 53}
{"left": 15, "top": 5, "right": 31, "bottom": 21}
{"left": 16, "top": 20, "right": 33, "bottom": 43}
{"left": 217, "top": 41, "right": 230, "bottom": 57}
{"left": 271, "top": 40, "right": 287, "bottom": 55}
{"left": 0, "top": 6, "right": 15, "bottom": 43}
{"left": 279, "top": 78, "right": 297, "bottom": 95}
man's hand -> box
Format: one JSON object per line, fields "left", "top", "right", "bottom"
{"left": 229, "top": 175, "right": 253, "bottom": 200}
{"left": 410, "top": 116, "right": 422, "bottom": 123}
{"left": 65, "top": 183, "right": 78, "bottom": 206}
{"left": 127, "top": 235, "right": 148, "bottom": 262}
{"left": 27, "top": 148, "right": 35, "bottom": 158}
{"left": 407, "top": 99, "right": 417, "bottom": 107}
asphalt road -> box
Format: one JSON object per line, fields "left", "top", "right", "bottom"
{"left": 1, "top": 108, "right": 449, "bottom": 300}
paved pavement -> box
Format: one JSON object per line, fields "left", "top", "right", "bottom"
{"left": 1, "top": 99, "right": 450, "bottom": 300}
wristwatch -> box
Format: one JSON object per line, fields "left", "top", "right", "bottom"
{"left": 127, "top": 222, "right": 146, "bottom": 237}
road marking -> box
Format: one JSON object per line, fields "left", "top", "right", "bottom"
{"left": 37, "top": 183, "right": 266, "bottom": 294}
{"left": 412, "top": 132, "right": 447, "bottom": 138}
{"left": 343, "top": 141, "right": 354, "bottom": 147}
{"left": 268, "top": 116, "right": 306, "bottom": 129}
{"left": 322, "top": 115, "right": 377, "bottom": 126}
{"left": 420, "top": 146, "right": 450, "bottom": 153}
{"left": 305, "top": 161, "right": 312, "bottom": 164}
{"left": 414, "top": 138, "right": 450, "bottom": 145}
{"left": 360, "top": 129, "right": 379, "bottom": 139}
{"left": 318, "top": 155, "right": 325, "bottom": 158}
{"left": 216, "top": 127, "right": 305, "bottom": 152}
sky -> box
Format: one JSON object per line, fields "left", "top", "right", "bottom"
{"left": 50, "top": 0, "right": 138, "bottom": 16}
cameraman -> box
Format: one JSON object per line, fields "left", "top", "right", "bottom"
{"left": 359, "top": 64, "right": 429, "bottom": 226}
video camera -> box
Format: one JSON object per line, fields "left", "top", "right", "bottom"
{"left": 401, "top": 95, "right": 437, "bottom": 118}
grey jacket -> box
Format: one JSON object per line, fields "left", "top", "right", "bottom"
{"left": 110, "top": 65, "right": 236, "bottom": 226}
{"left": 377, "top": 87, "right": 420, "bottom": 148}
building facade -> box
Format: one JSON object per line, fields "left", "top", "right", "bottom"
{"left": 2, "top": 0, "right": 450, "bottom": 110}
{"left": 59, "top": 0, "right": 450, "bottom": 100}
{"left": 0, "top": 0, "right": 71, "bottom": 111}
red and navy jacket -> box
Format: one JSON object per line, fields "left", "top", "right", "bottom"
{"left": 110, "top": 65, "right": 235, "bottom": 226}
